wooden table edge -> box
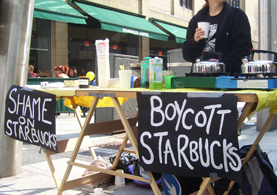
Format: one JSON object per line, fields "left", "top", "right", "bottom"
{"left": 75, "top": 89, "right": 259, "bottom": 103}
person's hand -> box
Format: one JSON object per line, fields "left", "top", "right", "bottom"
{"left": 194, "top": 28, "right": 205, "bottom": 42}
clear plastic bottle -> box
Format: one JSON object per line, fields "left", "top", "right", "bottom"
{"left": 149, "top": 57, "right": 163, "bottom": 90}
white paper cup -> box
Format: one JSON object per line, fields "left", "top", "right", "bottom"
{"left": 119, "top": 70, "right": 131, "bottom": 89}
{"left": 198, "top": 22, "right": 210, "bottom": 38}
{"left": 114, "top": 169, "right": 125, "bottom": 187}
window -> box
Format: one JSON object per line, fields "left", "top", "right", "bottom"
{"left": 30, "top": 18, "right": 51, "bottom": 73}
{"left": 68, "top": 26, "right": 139, "bottom": 76}
{"left": 227, "top": 0, "right": 240, "bottom": 7}
{"left": 179, "top": 0, "right": 192, "bottom": 10}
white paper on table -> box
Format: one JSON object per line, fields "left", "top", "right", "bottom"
{"left": 95, "top": 38, "right": 110, "bottom": 88}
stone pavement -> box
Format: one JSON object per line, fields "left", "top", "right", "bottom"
{"left": 1, "top": 105, "right": 277, "bottom": 195}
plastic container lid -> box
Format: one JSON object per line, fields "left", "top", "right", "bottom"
{"left": 144, "top": 57, "right": 151, "bottom": 60}
{"left": 141, "top": 60, "right": 149, "bottom": 65}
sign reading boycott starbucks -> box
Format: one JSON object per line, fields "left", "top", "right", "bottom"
{"left": 4, "top": 85, "right": 57, "bottom": 152}
{"left": 137, "top": 92, "right": 242, "bottom": 182}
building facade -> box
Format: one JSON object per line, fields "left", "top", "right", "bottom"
{"left": 31, "top": 0, "right": 262, "bottom": 77}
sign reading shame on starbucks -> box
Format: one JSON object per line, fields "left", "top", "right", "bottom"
{"left": 4, "top": 85, "right": 57, "bottom": 152}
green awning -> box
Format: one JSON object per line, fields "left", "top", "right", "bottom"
{"left": 34, "top": 0, "right": 87, "bottom": 24}
{"left": 153, "top": 21, "right": 187, "bottom": 44}
{"left": 75, "top": 2, "right": 169, "bottom": 41}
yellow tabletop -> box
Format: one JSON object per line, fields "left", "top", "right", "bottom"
{"left": 35, "top": 86, "right": 277, "bottom": 116}
{"left": 37, "top": 86, "right": 129, "bottom": 108}
{"left": 75, "top": 87, "right": 277, "bottom": 118}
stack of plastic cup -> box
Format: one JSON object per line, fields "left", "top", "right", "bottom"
{"left": 114, "top": 169, "right": 125, "bottom": 187}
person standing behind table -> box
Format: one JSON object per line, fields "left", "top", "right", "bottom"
{"left": 182, "top": 0, "right": 253, "bottom": 76}
{"left": 53, "top": 65, "right": 69, "bottom": 78}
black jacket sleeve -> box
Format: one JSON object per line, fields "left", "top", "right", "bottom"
{"left": 182, "top": 17, "right": 206, "bottom": 63}
{"left": 220, "top": 9, "right": 253, "bottom": 74}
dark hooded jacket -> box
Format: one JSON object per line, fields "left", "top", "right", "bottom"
{"left": 182, "top": 3, "right": 253, "bottom": 75}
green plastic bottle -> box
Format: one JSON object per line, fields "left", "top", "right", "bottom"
{"left": 140, "top": 57, "right": 150, "bottom": 88}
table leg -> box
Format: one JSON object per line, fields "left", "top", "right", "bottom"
{"left": 199, "top": 102, "right": 256, "bottom": 195}
{"left": 112, "top": 97, "right": 161, "bottom": 195}
{"left": 111, "top": 135, "right": 129, "bottom": 171}
{"left": 237, "top": 102, "right": 255, "bottom": 133}
{"left": 44, "top": 152, "right": 61, "bottom": 189}
{"left": 224, "top": 104, "right": 274, "bottom": 194}
{"left": 68, "top": 97, "right": 84, "bottom": 129}
{"left": 102, "top": 134, "right": 130, "bottom": 184}
{"left": 223, "top": 180, "right": 235, "bottom": 195}
{"left": 57, "top": 96, "right": 100, "bottom": 195}
{"left": 197, "top": 178, "right": 213, "bottom": 195}
{"left": 112, "top": 97, "right": 138, "bottom": 155}
{"left": 242, "top": 113, "right": 275, "bottom": 165}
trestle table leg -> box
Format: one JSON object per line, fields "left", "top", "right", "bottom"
{"left": 237, "top": 102, "right": 255, "bottom": 133}
{"left": 57, "top": 97, "right": 100, "bottom": 195}
{"left": 111, "top": 97, "right": 161, "bottom": 195}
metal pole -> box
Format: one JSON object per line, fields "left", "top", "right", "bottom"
{"left": 259, "top": 0, "right": 269, "bottom": 50}
{"left": 0, "top": 0, "right": 35, "bottom": 177}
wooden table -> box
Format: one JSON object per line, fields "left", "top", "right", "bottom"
{"left": 36, "top": 87, "right": 128, "bottom": 191}
{"left": 43, "top": 87, "right": 277, "bottom": 195}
